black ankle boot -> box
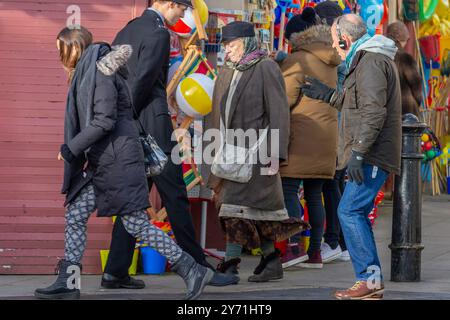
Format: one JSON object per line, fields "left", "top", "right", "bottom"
{"left": 253, "top": 249, "right": 282, "bottom": 275}
{"left": 217, "top": 258, "right": 241, "bottom": 275}
{"left": 253, "top": 255, "right": 266, "bottom": 275}
{"left": 209, "top": 271, "right": 240, "bottom": 286}
{"left": 34, "top": 260, "right": 82, "bottom": 299}
{"left": 248, "top": 249, "right": 283, "bottom": 282}
{"left": 200, "top": 260, "right": 239, "bottom": 286}
{"left": 171, "top": 252, "right": 214, "bottom": 300}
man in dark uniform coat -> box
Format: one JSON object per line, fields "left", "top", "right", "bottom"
{"left": 101, "top": 0, "right": 239, "bottom": 288}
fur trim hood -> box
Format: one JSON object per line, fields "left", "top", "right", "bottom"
{"left": 96, "top": 44, "right": 132, "bottom": 76}
{"left": 289, "top": 24, "right": 341, "bottom": 66}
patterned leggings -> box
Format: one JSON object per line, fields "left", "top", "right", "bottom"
{"left": 64, "top": 184, "right": 182, "bottom": 265}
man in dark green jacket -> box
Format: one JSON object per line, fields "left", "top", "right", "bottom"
{"left": 301, "top": 14, "right": 402, "bottom": 300}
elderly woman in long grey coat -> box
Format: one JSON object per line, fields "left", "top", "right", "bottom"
{"left": 204, "top": 21, "right": 308, "bottom": 282}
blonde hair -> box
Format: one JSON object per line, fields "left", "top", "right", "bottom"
{"left": 56, "top": 26, "right": 93, "bottom": 82}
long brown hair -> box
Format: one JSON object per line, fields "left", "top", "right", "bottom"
{"left": 56, "top": 26, "right": 93, "bottom": 82}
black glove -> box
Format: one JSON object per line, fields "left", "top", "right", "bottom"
{"left": 300, "top": 76, "right": 335, "bottom": 103}
{"left": 60, "top": 144, "right": 75, "bottom": 163}
{"left": 347, "top": 151, "right": 365, "bottom": 185}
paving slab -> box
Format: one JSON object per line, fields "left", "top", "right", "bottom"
{"left": 0, "top": 196, "right": 449, "bottom": 300}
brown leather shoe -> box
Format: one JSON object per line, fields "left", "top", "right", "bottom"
{"left": 335, "top": 281, "right": 384, "bottom": 300}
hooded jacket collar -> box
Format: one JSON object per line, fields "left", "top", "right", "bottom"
{"left": 356, "top": 35, "right": 398, "bottom": 60}
{"left": 96, "top": 44, "right": 132, "bottom": 78}
{"left": 289, "top": 24, "right": 341, "bottom": 66}
{"left": 346, "top": 34, "right": 398, "bottom": 71}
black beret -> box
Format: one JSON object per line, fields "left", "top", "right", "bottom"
{"left": 221, "top": 21, "right": 255, "bottom": 42}
{"left": 315, "top": 0, "right": 343, "bottom": 26}
{"left": 172, "top": 0, "right": 193, "bottom": 8}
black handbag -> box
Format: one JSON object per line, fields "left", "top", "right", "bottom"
{"left": 126, "top": 84, "right": 168, "bottom": 177}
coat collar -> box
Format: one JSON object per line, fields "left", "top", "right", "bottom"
{"left": 146, "top": 7, "right": 164, "bottom": 22}
{"left": 289, "top": 25, "right": 341, "bottom": 67}
{"left": 345, "top": 50, "right": 366, "bottom": 79}
{"left": 220, "top": 63, "right": 258, "bottom": 128}
{"left": 141, "top": 8, "right": 166, "bottom": 28}
{"left": 96, "top": 44, "right": 132, "bottom": 77}
{"left": 290, "top": 24, "right": 333, "bottom": 51}
{"left": 218, "top": 68, "right": 234, "bottom": 127}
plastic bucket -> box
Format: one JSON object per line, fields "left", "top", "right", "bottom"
{"left": 100, "top": 249, "right": 139, "bottom": 275}
{"left": 141, "top": 247, "right": 167, "bottom": 275}
{"left": 275, "top": 240, "right": 287, "bottom": 256}
{"left": 419, "top": 34, "right": 441, "bottom": 63}
{"left": 251, "top": 248, "right": 263, "bottom": 256}
{"left": 447, "top": 176, "right": 450, "bottom": 195}
{"left": 301, "top": 230, "right": 311, "bottom": 253}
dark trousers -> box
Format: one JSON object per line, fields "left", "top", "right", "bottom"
{"left": 104, "top": 159, "right": 207, "bottom": 278}
{"left": 323, "top": 169, "right": 347, "bottom": 251}
{"left": 303, "top": 179, "right": 327, "bottom": 252}
{"left": 281, "top": 177, "right": 304, "bottom": 244}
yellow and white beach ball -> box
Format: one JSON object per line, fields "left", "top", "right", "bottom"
{"left": 168, "top": 0, "right": 209, "bottom": 38}
{"left": 175, "top": 73, "right": 214, "bottom": 119}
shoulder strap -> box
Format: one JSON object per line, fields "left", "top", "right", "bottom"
{"left": 249, "top": 126, "right": 270, "bottom": 153}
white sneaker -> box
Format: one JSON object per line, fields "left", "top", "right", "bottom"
{"left": 320, "top": 242, "right": 342, "bottom": 263}
{"left": 337, "top": 250, "right": 351, "bottom": 262}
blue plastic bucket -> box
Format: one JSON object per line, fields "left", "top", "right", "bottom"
{"left": 447, "top": 177, "right": 450, "bottom": 195}
{"left": 141, "top": 246, "right": 167, "bottom": 275}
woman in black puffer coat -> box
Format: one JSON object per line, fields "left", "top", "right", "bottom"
{"left": 34, "top": 26, "right": 212, "bottom": 300}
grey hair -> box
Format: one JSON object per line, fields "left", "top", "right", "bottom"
{"left": 335, "top": 14, "right": 367, "bottom": 42}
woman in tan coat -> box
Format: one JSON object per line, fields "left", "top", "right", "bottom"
{"left": 279, "top": 8, "right": 341, "bottom": 269}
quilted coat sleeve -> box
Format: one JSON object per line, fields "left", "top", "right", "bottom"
{"left": 67, "top": 71, "right": 118, "bottom": 157}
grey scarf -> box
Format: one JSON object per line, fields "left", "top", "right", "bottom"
{"left": 226, "top": 37, "right": 267, "bottom": 71}
{"left": 61, "top": 43, "right": 110, "bottom": 202}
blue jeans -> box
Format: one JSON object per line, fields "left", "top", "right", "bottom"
{"left": 338, "top": 164, "right": 388, "bottom": 281}
{"left": 281, "top": 178, "right": 303, "bottom": 244}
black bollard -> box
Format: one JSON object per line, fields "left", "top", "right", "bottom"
{"left": 390, "top": 114, "right": 427, "bottom": 282}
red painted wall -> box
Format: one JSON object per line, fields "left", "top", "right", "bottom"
{"left": 0, "top": 0, "right": 149, "bottom": 274}
{"left": 0, "top": 0, "right": 224, "bottom": 275}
